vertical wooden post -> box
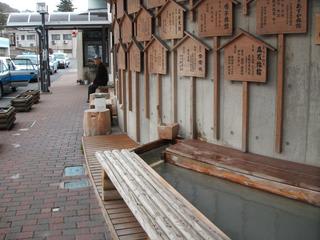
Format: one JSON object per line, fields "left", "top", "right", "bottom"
{"left": 189, "top": 0, "right": 194, "bottom": 21}
{"left": 135, "top": 72, "right": 140, "bottom": 142}
{"left": 191, "top": 77, "right": 197, "bottom": 139}
{"left": 128, "top": 67, "right": 133, "bottom": 112}
{"left": 242, "top": 0, "right": 248, "bottom": 15}
{"left": 122, "top": 69, "right": 127, "bottom": 132}
{"left": 119, "top": 70, "right": 122, "bottom": 104}
{"left": 157, "top": 74, "right": 162, "bottom": 124}
{"left": 144, "top": 42, "right": 150, "bottom": 119}
{"left": 171, "top": 39, "right": 177, "bottom": 123}
{"left": 213, "top": 36, "right": 220, "bottom": 140}
{"left": 275, "top": 34, "right": 285, "bottom": 153}
{"left": 242, "top": 81, "right": 249, "bottom": 152}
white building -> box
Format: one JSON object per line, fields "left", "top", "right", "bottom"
{"left": 13, "top": 30, "right": 75, "bottom": 57}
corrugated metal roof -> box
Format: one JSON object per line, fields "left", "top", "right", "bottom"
{"left": 6, "top": 11, "right": 110, "bottom": 28}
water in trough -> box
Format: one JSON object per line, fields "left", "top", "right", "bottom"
{"left": 140, "top": 148, "right": 320, "bottom": 240}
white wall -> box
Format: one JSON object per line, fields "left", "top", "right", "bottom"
{"left": 115, "top": 0, "right": 320, "bottom": 167}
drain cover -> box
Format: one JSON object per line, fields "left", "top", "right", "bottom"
{"left": 64, "top": 179, "right": 90, "bottom": 189}
{"left": 64, "top": 166, "right": 85, "bottom": 177}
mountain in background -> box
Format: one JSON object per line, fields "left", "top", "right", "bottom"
{"left": 0, "top": 2, "right": 19, "bottom": 29}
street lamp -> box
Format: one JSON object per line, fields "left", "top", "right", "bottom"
{"left": 36, "top": 2, "right": 50, "bottom": 93}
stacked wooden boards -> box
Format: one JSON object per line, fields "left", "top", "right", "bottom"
{"left": 11, "top": 95, "right": 33, "bottom": 112}
{"left": 0, "top": 106, "right": 16, "bottom": 130}
{"left": 82, "top": 135, "right": 148, "bottom": 240}
{"left": 96, "top": 149, "right": 229, "bottom": 240}
{"left": 165, "top": 139, "right": 320, "bottom": 207}
{"left": 19, "top": 90, "right": 40, "bottom": 104}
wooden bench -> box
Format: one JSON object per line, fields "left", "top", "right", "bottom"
{"left": 96, "top": 150, "right": 229, "bottom": 240}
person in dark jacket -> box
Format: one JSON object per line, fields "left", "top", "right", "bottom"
{"left": 87, "top": 56, "right": 108, "bottom": 102}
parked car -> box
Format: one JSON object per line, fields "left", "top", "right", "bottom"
{"left": 15, "top": 54, "right": 40, "bottom": 70}
{"left": 0, "top": 57, "right": 35, "bottom": 98}
{"left": 53, "top": 53, "right": 70, "bottom": 69}
{"left": 49, "top": 55, "right": 58, "bottom": 74}
{"left": 11, "top": 58, "right": 38, "bottom": 83}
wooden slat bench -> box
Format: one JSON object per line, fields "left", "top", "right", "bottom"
{"left": 82, "top": 135, "right": 148, "bottom": 240}
{"left": 96, "top": 150, "right": 229, "bottom": 240}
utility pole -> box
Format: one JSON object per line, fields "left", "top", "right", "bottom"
{"left": 36, "top": 2, "right": 50, "bottom": 93}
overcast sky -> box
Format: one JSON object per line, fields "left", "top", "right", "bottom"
{"left": 1, "top": 0, "right": 88, "bottom": 12}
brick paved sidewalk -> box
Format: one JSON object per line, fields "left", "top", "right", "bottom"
{"left": 0, "top": 73, "right": 109, "bottom": 240}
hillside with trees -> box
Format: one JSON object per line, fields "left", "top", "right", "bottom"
{"left": 0, "top": 2, "right": 18, "bottom": 29}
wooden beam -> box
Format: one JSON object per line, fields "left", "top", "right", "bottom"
{"left": 242, "top": 81, "right": 249, "bottom": 152}
{"left": 144, "top": 42, "right": 150, "bottom": 119}
{"left": 135, "top": 72, "right": 140, "bottom": 142}
{"left": 275, "top": 34, "right": 285, "bottom": 153}
{"left": 165, "top": 151, "right": 320, "bottom": 207}
{"left": 213, "top": 36, "right": 220, "bottom": 140}
{"left": 157, "top": 74, "right": 162, "bottom": 124}
{"left": 191, "top": 77, "right": 197, "bottom": 139}
{"left": 171, "top": 39, "right": 178, "bottom": 123}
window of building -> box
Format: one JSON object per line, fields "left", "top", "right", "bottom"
{"left": 51, "top": 34, "right": 61, "bottom": 41}
{"left": 16, "top": 36, "right": 19, "bottom": 40}
{"left": 30, "top": 43, "right": 34, "bottom": 47}
{"left": 27, "top": 35, "right": 35, "bottom": 40}
{"left": 21, "top": 35, "right": 25, "bottom": 40}
{"left": 63, "top": 34, "right": 72, "bottom": 40}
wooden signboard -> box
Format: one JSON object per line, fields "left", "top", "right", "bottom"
{"left": 128, "top": 40, "right": 143, "bottom": 73}
{"left": 113, "top": 20, "right": 120, "bottom": 44}
{"left": 116, "top": 0, "right": 125, "bottom": 19}
{"left": 145, "top": 36, "right": 169, "bottom": 75}
{"left": 316, "top": 14, "right": 320, "bottom": 44}
{"left": 220, "top": 33, "right": 275, "bottom": 83}
{"left": 117, "top": 43, "right": 126, "bottom": 70}
{"left": 157, "top": 0, "right": 185, "bottom": 40}
{"left": 173, "top": 32, "right": 210, "bottom": 78}
{"left": 193, "top": 0, "right": 236, "bottom": 37}
{"left": 135, "top": 6, "right": 153, "bottom": 42}
{"left": 146, "top": 0, "right": 166, "bottom": 9}
{"left": 256, "top": 0, "right": 308, "bottom": 35}
{"left": 120, "top": 13, "right": 133, "bottom": 44}
{"left": 128, "top": 0, "right": 141, "bottom": 14}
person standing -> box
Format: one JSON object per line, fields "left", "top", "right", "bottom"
{"left": 87, "top": 56, "right": 108, "bottom": 102}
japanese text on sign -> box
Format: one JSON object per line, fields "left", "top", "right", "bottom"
{"left": 256, "top": 0, "right": 307, "bottom": 35}
{"left": 197, "top": 0, "right": 233, "bottom": 37}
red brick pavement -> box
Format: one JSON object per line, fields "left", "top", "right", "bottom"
{"left": 0, "top": 73, "right": 109, "bottom": 240}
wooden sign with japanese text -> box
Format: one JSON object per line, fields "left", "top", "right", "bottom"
{"left": 176, "top": 37, "right": 208, "bottom": 78}
{"left": 121, "top": 14, "right": 133, "bottom": 44}
{"left": 116, "top": 0, "right": 124, "bottom": 19}
{"left": 196, "top": 0, "right": 234, "bottom": 37}
{"left": 147, "top": 40, "right": 168, "bottom": 75}
{"left": 316, "top": 14, "right": 320, "bottom": 45}
{"left": 113, "top": 20, "right": 120, "bottom": 44}
{"left": 136, "top": 7, "right": 153, "bottom": 42}
{"left": 117, "top": 44, "right": 126, "bottom": 70}
{"left": 147, "top": 0, "right": 166, "bottom": 9}
{"left": 158, "top": 1, "right": 185, "bottom": 40}
{"left": 256, "top": 0, "right": 307, "bottom": 35}
{"left": 223, "top": 35, "right": 268, "bottom": 82}
{"left": 128, "top": 0, "right": 141, "bottom": 14}
{"left": 129, "top": 42, "right": 143, "bottom": 72}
